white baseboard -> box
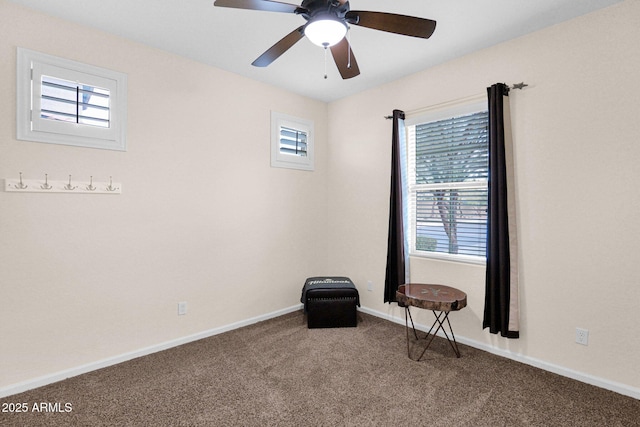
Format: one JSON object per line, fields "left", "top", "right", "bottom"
{"left": 358, "top": 306, "right": 640, "bottom": 400}
{"left": 0, "top": 304, "right": 303, "bottom": 398}
{"left": 4, "top": 304, "right": 637, "bottom": 401}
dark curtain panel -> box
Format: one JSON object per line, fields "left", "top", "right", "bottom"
{"left": 384, "top": 109, "right": 406, "bottom": 303}
{"left": 483, "top": 83, "right": 519, "bottom": 338}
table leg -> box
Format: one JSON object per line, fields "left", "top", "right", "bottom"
{"left": 404, "top": 306, "right": 419, "bottom": 358}
{"left": 406, "top": 306, "right": 419, "bottom": 340}
{"left": 442, "top": 312, "right": 461, "bottom": 358}
{"left": 414, "top": 311, "right": 461, "bottom": 361}
{"left": 405, "top": 307, "right": 410, "bottom": 358}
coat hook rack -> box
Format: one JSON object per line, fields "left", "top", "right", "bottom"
{"left": 40, "top": 174, "right": 52, "bottom": 190}
{"left": 105, "top": 176, "right": 119, "bottom": 192}
{"left": 86, "top": 176, "right": 96, "bottom": 191}
{"left": 14, "top": 172, "right": 28, "bottom": 190}
{"left": 4, "top": 173, "right": 122, "bottom": 194}
{"left": 64, "top": 175, "right": 77, "bottom": 191}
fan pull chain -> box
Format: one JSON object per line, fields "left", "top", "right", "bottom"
{"left": 323, "top": 45, "right": 328, "bottom": 79}
{"left": 347, "top": 28, "right": 352, "bottom": 69}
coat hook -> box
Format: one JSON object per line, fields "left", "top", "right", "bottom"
{"left": 106, "top": 176, "right": 119, "bottom": 192}
{"left": 64, "top": 174, "right": 77, "bottom": 191}
{"left": 40, "top": 173, "right": 52, "bottom": 190}
{"left": 86, "top": 176, "right": 96, "bottom": 191}
{"left": 14, "top": 172, "right": 28, "bottom": 189}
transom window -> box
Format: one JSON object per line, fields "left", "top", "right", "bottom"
{"left": 17, "top": 48, "right": 127, "bottom": 151}
{"left": 406, "top": 102, "right": 489, "bottom": 263}
{"left": 271, "top": 111, "right": 314, "bottom": 171}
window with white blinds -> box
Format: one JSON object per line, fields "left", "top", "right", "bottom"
{"left": 17, "top": 48, "right": 127, "bottom": 151}
{"left": 41, "top": 76, "right": 110, "bottom": 128}
{"left": 279, "top": 126, "right": 308, "bottom": 157}
{"left": 406, "top": 102, "right": 489, "bottom": 262}
{"left": 271, "top": 111, "right": 314, "bottom": 171}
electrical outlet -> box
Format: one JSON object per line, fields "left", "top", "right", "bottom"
{"left": 367, "top": 280, "right": 373, "bottom": 291}
{"left": 178, "top": 302, "right": 187, "bottom": 316}
{"left": 575, "top": 328, "right": 589, "bottom": 346}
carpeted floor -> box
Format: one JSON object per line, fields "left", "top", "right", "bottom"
{"left": 1, "top": 311, "right": 639, "bottom": 426}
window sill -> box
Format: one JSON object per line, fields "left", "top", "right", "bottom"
{"left": 409, "top": 251, "right": 486, "bottom": 266}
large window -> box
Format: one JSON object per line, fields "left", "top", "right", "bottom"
{"left": 406, "top": 101, "right": 488, "bottom": 263}
{"left": 17, "top": 48, "right": 127, "bottom": 151}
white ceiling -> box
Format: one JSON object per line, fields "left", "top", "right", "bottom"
{"left": 7, "top": 0, "right": 622, "bottom": 102}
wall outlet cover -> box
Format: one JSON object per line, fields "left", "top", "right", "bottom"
{"left": 576, "top": 328, "right": 589, "bottom": 345}
{"left": 178, "top": 302, "right": 187, "bottom": 316}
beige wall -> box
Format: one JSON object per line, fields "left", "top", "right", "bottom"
{"left": 327, "top": 0, "right": 640, "bottom": 393}
{"left": 0, "top": 1, "right": 328, "bottom": 388}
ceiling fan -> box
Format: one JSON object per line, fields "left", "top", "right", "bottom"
{"left": 213, "top": 0, "right": 437, "bottom": 79}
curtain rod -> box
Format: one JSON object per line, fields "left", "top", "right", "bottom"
{"left": 385, "top": 82, "right": 528, "bottom": 119}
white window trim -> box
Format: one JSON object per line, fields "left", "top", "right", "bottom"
{"left": 271, "top": 111, "right": 314, "bottom": 171}
{"left": 16, "top": 47, "right": 127, "bottom": 151}
{"left": 405, "top": 100, "right": 488, "bottom": 265}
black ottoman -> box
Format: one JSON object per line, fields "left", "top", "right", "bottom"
{"left": 300, "top": 277, "right": 360, "bottom": 328}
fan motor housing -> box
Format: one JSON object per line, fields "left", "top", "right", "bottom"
{"left": 299, "top": 0, "right": 350, "bottom": 21}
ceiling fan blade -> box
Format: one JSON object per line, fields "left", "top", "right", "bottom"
{"left": 330, "top": 38, "right": 360, "bottom": 79}
{"left": 252, "top": 26, "right": 305, "bottom": 67}
{"left": 213, "top": 0, "right": 303, "bottom": 14}
{"left": 346, "top": 11, "right": 436, "bottom": 39}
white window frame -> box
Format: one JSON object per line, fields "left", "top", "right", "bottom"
{"left": 16, "top": 48, "right": 127, "bottom": 151}
{"left": 405, "top": 100, "right": 488, "bottom": 265}
{"left": 271, "top": 111, "right": 314, "bottom": 171}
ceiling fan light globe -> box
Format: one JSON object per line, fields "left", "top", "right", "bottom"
{"left": 304, "top": 19, "right": 347, "bottom": 47}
